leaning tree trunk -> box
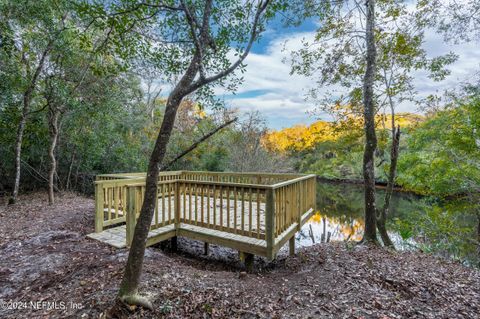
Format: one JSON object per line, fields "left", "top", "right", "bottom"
{"left": 47, "top": 107, "right": 60, "bottom": 205}
{"left": 114, "top": 0, "right": 269, "bottom": 307}
{"left": 117, "top": 89, "right": 186, "bottom": 308}
{"left": 377, "top": 126, "right": 400, "bottom": 247}
{"left": 362, "top": 0, "right": 378, "bottom": 243}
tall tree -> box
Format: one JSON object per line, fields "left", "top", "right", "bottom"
{"left": 0, "top": 0, "right": 69, "bottom": 203}
{"left": 362, "top": 0, "right": 378, "bottom": 242}
{"left": 79, "top": 0, "right": 279, "bottom": 308}
{"left": 289, "top": 0, "right": 455, "bottom": 244}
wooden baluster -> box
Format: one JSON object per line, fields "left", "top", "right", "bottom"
{"left": 175, "top": 181, "right": 180, "bottom": 227}
{"left": 248, "top": 188, "right": 253, "bottom": 237}
{"left": 106, "top": 187, "right": 111, "bottom": 221}
{"left": 194, "top": 183, "right": 198, "bottom": 224}
{"left": 182, "top": 182, "right": 186, "bottom": 223}
{"left": 114, "top": 185, "right": 119, "bottom": 219}
{"left": 233, "top": 187, "right": 237, "bottom": 234}
{"left": 284, "top": 187, "right": 287, "bottom": 232}
{"left": 206, "top": 184, "right": 210, "bottom": 226}
{"left": 162, "top": 183, "right": 166, "bottom": 225}
{"left": 155, "top": 186, "right": 159, "bottom": 228}
{"left": 278, "top": 188, "right": 282, "bottom": 236}
{"left": 122, "top": 186, "right": 126, "bottom": 217}
{"left": 278, "top": 187, "right": 282, "bottom": 234}
{"left": 226, "top": 186, "right": 230, "bottom": 230}
{"left": 257, "top": 189, "right": 261, "bottom": 239}
{"left": 280, "top": 187, "right": 287, "bottom": 234}
{"left": 281, "top": 187, "right": 285, "bottom": 233}
{"left": 293, "top": 183, "right": 297, "bottom": 224}
{"left": 275, "top": 189, "right": 279, "bottom": 236}
{"left": 103, "top": 185, "right": 107, "bottom": 213}
{"left": 207, "top": 185, "right": 217, "bottom": 228}
{"left": 219, "top": 186, "right": 223, "bottom": 230}
{"left": 286, "top": 185, "right": 290, "bottom": 228}
{"left": 168, "top": 183, "right": 172, "bottom": 223}
{"left": 200, "top": 185, "right": 204, "bottom": 225}
{"left": 241, "top": 188, "right": 245, "bottom": 233}
{"left": 287, "top": 185, "right": 290, "bottom": 228}
{"left": 212, "top": 185, "right": 216, "bottom": 229}
{"left": 188, "top": 182, "right": 192, "bottom": 223}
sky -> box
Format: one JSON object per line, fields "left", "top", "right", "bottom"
{"left": 218, "top": 13, "right": 480, "bottom": 130}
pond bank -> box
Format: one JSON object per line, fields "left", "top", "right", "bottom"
{"left": 1, "top": 192, "right": 479, "bottom": 318}
{"left": 316, "top": 176, "right": 411, "bottom": 193}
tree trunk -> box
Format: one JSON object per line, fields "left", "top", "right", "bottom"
{"left": 66, "top": 149, "right": 76, "bottom": 191}
{"left": 362, "top": 0, "right": 378, "bottom": 243}
{"left": 117, "top": 90, "right": 186, "bottom": 308}
{"left": 477, "top": 211, "right": 480, "bottom": 267}
{"left": 115, "top": 0, "right": 268, "bottom": 307}
{"left": 9, "top": 38, "right": 56, "bottom": 204}
{"left": 47, "top": 107, "right": 60, "bottom": 205}
{"left": 377, "top": 126, "right": 400, "bottom": 247}
{"left": 10, "top": 99, "right": 29, "bottom": 204}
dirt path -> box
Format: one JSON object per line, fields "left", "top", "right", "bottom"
{"left": 0, "top": 192, "right": 479, "bottom": 318}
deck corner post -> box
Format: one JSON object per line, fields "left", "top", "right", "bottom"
{"left": 266, "top": 188, "right": 275, "bottom": 260}
{"left": 174, "top": 182, "right": 180, "bottom": 231}
{"left": 125, "top": 186, "right": 137, "bottom": 247}
{"left": 95, "top": 183, "right": 104, "bottom": 233}
{"left": 171, "top": 236, "right": 178, "bottom": 252}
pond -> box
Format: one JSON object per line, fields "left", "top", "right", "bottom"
{"left": 297, "top": 181, "right": 479, "bottom": 266}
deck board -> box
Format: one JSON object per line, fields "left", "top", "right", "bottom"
{"left": 87, "top": 224, "right": 176, "bottom": 248}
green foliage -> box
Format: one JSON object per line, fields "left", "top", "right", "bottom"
{"left": 393, "top": 200, "right": 479, "bottom": 265}
{"left": 75, "top": 0, "right": 286, "bottom": 108}
{"left": 397, "top": 97, "right": 480, "bottom": 196}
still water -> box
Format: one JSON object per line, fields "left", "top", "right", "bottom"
{"left": 297, "top": 181, "right": 425, "bottom": 248}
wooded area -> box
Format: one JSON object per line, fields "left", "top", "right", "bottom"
{"left": 1, "top": 0, "right": 479, "bottom": 317}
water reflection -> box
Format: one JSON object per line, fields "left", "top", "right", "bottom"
{"left": 297, "top": 181, "right": 424, "bottom": 248}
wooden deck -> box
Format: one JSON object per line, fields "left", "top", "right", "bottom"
{"left": 88, "top": 171, "right": 316, "bottom": 260}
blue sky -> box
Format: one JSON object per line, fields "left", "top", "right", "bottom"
{"left": 218, "top": 13, "right": 480, "bottom": 130}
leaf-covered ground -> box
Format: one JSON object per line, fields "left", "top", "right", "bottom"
{"left": 0, "top": 192, "right": 479, "bottom": 318}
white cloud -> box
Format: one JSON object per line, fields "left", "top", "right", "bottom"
{"left": 221, "top": 26, "right": 480, "bottom": 129}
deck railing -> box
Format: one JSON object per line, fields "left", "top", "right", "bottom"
{"left": 94, "top": 171, "right": 316, "bottom": 258}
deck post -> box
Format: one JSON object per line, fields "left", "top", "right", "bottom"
{"left": 204, "top": 242, "right": 209, "bottom": 255}
{"left": 244, "top": 253, "right": 254, "bottom": 272}
{"left": 295, "top": 181, "right": 301, "bottom": 231}
{"left": 266, "top": 188, "right": 275, "bottom": 260}
{"left": 171, "top": 236, "right": 178, "bottom": 252}
{"left": 125, "top": 186, "right": 136, "bottom": 247}
{"left": 174, "top": 182, "right": 180, "bottom": 230}
{"left": 95, "top": 183, "right": 104, "bottom": 233}
{"left": 289, "top": 236, "right": 296, "bottom": 256}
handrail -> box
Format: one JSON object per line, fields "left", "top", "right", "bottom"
{"left": 271, "top": 174, "right": 317, "bottom": 189}
{"left": 181, "top": 170, "right": 303, "bottom": 177}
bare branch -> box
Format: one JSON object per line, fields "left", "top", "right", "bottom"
{"left": 185, "top": 0, "right": 270, "bottom": 94}
{"left": 159, "top": 117, "right": 237, "bottom": 170}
